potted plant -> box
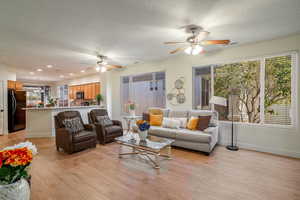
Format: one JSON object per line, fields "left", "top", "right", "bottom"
{"left": 46, "top": 97, "right": 56, "bottom": 107}
{"left": 128, "top": 101, "right": 136, "bottom": 116}
{"left": 0, "top": 142, "right": 37, "bottom": 200}
{"left": 136, "top": 120, "right": 150, "bottom": 141}
{"left": 95, "top": 94, "right": 103, "bottom": 105}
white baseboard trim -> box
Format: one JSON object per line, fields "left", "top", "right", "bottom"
{"left": 25, "top": 131, "right": 53, "bottom": 138}
{"left": 218, "top": 141, "right": 300, "bottom": 158}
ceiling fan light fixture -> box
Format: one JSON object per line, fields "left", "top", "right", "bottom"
{"left": 184, "top": 45, "right": 203, "bottom": 55}
{"left": 101, "top": 66, "right": 107, "bottom": 73}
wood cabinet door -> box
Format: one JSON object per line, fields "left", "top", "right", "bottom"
{"left": 95, "top": 83, "right": 100, "bottom": 96}
{"left": 90, "top": 83, "right": 96, "bottom": 99}
{"left": 83, "top": 84, "right": 88, "bottom": 99}
{"left": 15, "top": 81, "right": 23, "bottom": 90}
{"left": 7, "top": 80, "right": 15, "bottom": 89}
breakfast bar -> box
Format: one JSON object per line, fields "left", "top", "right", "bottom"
{"left": 24, "top": 106, "right": 104, "bottom": 138}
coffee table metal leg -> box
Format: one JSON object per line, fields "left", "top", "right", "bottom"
{"left": 154, "top": 153, "right": 160, "bottom": 169}
{"left": 118, "top": 145, "right": 122, "bottom": 158}
{"left": 167, "top": 145, "right": 172, "bottom": 160}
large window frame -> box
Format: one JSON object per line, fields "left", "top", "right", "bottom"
{"left": 120, "top": 71, "right": 166, "bottom": 116}
{"left": 193, "top": 51, "right": 298, "bottom": 128}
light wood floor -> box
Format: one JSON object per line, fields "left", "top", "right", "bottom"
{"left": 1, "top": 131, "right": 300, "bottom": 200}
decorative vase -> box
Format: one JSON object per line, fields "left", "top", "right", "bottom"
{"left": 129, "top": 109, "right": 135, "bottom": 116}
{"left": 139, "top": 130, "right": 148, "bottom": 141}
{"left": 0, "top": 178, "right": 30, "bottom": 200}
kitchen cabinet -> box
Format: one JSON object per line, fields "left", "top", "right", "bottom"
{"left": 68, "top": 82, "right": 100, "bottom": 100}
{"left": 7, "top": 80, "right": 15, "bottom": 89}
{"left": 15, "top": 81, "right": 23, "bottom": 90}
{"left": 7, "top": 80, "right": 23, "bottom": 90}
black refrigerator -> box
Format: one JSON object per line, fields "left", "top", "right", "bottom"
{"left": 8, "top": 88, "right": 26, "bottom": 133}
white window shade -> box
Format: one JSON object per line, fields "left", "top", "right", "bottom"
{"left": 121, "top": 72, "right": 166, "bottom": 115}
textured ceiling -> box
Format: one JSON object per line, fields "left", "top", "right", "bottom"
{"left": 0, "top": 0, "right": 300, "bottom": 83}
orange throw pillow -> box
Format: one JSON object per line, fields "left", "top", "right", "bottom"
{"left": 187, "top": 117, "right": 199, "bottom": 130}
{"left": 150, "top": 114, "right": 163, "bottom": 126}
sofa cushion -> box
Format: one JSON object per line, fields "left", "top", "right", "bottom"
{"left": 150, "top": 114, "right": 163, "bottom": 126}
{"left": 105, "top": 125, "right": 122, "bottom": 135}
{"left": 189, "top": 110, "right": 218, "bottom": 126}
{"left": 72, "top": 130, "right": 96, "bottom": 143}
{"left": 169, "top": 110, "right": 188, "bottom": 118}
{"left": 148, "top": 107, "right": 169, "bottom": 117}
{"left": 174, "top": 129, "right": 211, "bottom": 143}
{"left": 172, "top": 118, "right": 187, "bottom": 128}
{"left": 162, "top": 118, "right": 181, "bottom": 129}
{"left": 148, "top": 126, "right": 176, "bottom": 139}
{"left": 197, "top": 115, "right": 211, "bottom": 131}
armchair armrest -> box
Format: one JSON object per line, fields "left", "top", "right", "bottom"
{"left": 55, "top": 128, "right": 73, "bottom": 150}
{"left": 84, "top": 124, "right": 94, "bottom": 132}
{"left": 112, "top": 120, "right": 122, "bottom": 128}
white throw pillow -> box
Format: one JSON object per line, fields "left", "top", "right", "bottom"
{"left": 172, "top": 117, "right": 187, "bottom": 128}
{"left": 162, "top": 118, "right": 181, "bottom": 129}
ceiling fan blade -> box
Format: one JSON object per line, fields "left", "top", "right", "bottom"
{"left": 201, "top": 40, "right": 230, "bottom": 45}
{"left": 106, "top": 65, "right": 125, "bottom": 70}
{"left": 164, "top": 42, "right": 187, "bottom": 45}
{"left": 196, "top": 31, "right": 210, "bottom": 42}
{"left": 170, "top": 47, "right": 186, "bottom": 54}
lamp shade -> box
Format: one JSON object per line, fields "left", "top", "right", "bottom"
{"left": 209, "top": 96, "right": 227, "bottom": 106}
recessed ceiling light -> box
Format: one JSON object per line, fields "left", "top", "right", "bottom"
{"left": 81, "top": 70, "right": 85, "bottom": 73}
{"left": 29, "top": 72, "right": 35, "bottom": 75}
{"left": 69, "top": 73, "right": 74, "bottom": 76}
{"left": 47, "top": 65, "right": 53, "bottom": 68}
{"left": 60, "top": 75, "right": 65, "bottom": 78}
{"left": 37, "top": 68, "right": 43, "bottom": 72}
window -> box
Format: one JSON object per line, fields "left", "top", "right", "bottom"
{"left": 193, "top": 52, "right": 296, "bottom": 126}
{"left": 121, "top": 71, "right": 166, "bottom": 115}
{"left": 57, "top": 85, "right": 68, "bottom": 107}
{"left": 214, "top": 60, "right": 261, "bottom": 123}
{"left": 264, "top": 55, "right": 292, "bottom": 125}
{"left": 193, "top": 66, "right": 212, "bottom": 110}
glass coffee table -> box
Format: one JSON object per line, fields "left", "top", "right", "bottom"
{"left": 115, "top": 134, "right": 174, "bottom": 169}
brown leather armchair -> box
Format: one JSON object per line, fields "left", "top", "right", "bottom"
{"left": 55, "top": 111, "right": 97, "bottom": 154}
{"left": 88, "top": 109, "right": 123, "bottom": 144}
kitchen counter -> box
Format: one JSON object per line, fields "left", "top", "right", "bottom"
{"left": 23, "top": 105, "right": 104, "bottom": 110}
{"left": 25, "top": 105, "right": 105, "bottom": 138}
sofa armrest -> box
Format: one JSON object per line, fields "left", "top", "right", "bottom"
{"left": 84, "top": 124, "right": 94, "bottom": 132}
{"left": 203, "top": 127, "right": 218, "bottom": 134}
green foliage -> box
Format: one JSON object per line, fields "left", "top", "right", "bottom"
{"left": 96, "top": 94, "right": 103, "bottom": 102}
{"left": 0, "top": 165, "right": 30, "bottom": 185}
{"left": 214, "top": 61, "right": 261, "bottom": 123}
{"left": 129, "top": 103, "right": 135, "bottom": 110}
{"left": 213, "top": 55, "right": 292, "bottom": 123}
{"left": 265, "top": 55, "right": 291, "bottom": 108}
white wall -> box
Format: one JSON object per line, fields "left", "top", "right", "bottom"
{"left": 56, "top": 74, "right": 101, "bottom": 86}
{"left": 0, "top": 64, "right": 16, "bottom": 134}
{"left": 108, "top": 34, "right": 300, "bottom": 158}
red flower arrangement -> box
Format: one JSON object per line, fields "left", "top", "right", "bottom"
{"left": 0, "top": 147, "right": 34, "bottom": 184}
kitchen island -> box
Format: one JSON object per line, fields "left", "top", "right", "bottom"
{"left": 24, "top": 106, "right": 104, "bottom": 138}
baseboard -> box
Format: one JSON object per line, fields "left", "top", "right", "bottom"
{"left": 218, "top": 141, "right": 300, "bottom": 158}
{"left": 25, "top": 131, "right": 53, "bottom": 138}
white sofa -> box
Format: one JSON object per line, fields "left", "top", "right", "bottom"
{"left": 139, "top": 109, "right": 219, "bottom": 155}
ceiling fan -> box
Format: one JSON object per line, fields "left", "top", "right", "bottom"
{"left": 95, "top": 54, "right": 125, "bottom": 72}
{"left": 164, "top": 24, "right": 231, "bottom": 55}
